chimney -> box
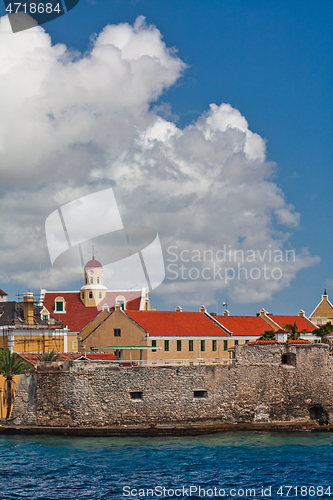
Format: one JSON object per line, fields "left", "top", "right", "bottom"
{"left": 200, "top": 305, "right": 206, "bottom": 314}
{"left": 275, "top": 329, "right": 288, "bottom": 343}
{"left": 259, "top": 308, "right": 267, "bottom": 319}
{"left": 298, "top": 309, "right": 305, "bottom": 317}
{"left": 175, "top": 306, "right": 182, "bottom": 312}
{"left": 23, "top": 292, "right": 34, "bottom": 325}
{"left": 223, "top": 309, "right": 230, "bottom": 317}
{"left": 102, "top": 303, "right": 110, "bottom": 312}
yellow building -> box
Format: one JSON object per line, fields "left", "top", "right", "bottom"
{"left": 0, "top": 375, "right": 19, "bottom": 418}
{"left": 41, "top": 257, "right": 150, "bottom": 352}
{"left": 0, "top": 292, "right": 68, "bottom": 354}
{"left": 310, "top": 289, "right": 333, "bottom": 326}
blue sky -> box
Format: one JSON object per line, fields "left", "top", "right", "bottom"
{"left": 0, "top": 0, "right": 332, "bottom": 316}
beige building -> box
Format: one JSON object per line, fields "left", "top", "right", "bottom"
{"left": 310, "top": 289, "right": 333, "bottom": 326}
{"left": 78, "top": 305, "right": 232, "bottom": 364}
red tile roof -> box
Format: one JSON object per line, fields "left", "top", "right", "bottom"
{"left": 213, "top": 316, "right": 269, "bottom": 336}
{"left": 97, "top": 292, "right": 142, "bottom": 312}
{"left": 43, "top": 292, "right": 101, "bottom": 333}
{"left": 83, "top": 353, "right": 116, "bottom": 360}
{"left": 18, "top": 352, "right": 116, "bottom": 365}
{"left": 43, "top": 291, "right": 142, "bottom": 333}
{"left": 0, "top": 289, "right": 8, "bottom": 295}
{"left": 18, "top": 352, "right": 82, "bottom": 365}
{"left": 268, "top": 315, "right": 316, "bottom": 332}
{"left": 125, "top": 311, "right": 229, "bottom": 337}
{"left": 287, "top": 339, "right": 310, "bottom": 344}
{"left": 253, "top": 340, "right": 278, "bottom": 344}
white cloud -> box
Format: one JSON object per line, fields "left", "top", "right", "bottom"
{"left": 0, "top": 15, "right": 319, "bottom": 305}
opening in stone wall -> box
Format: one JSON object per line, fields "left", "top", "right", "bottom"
{"left": 130, "top": 391, "right": 143, "bottom": 400}
{"left": 281, "top": 352, "right": 296, "bottom": 367}
{"left": 194, "top": 390, "right": 207, "bottom": 398}
{"left": 309, "top": 404, "right": 329, "bottom": 425}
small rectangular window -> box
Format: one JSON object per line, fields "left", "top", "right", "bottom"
{"left": 224, "top": 340, "right": 228, "bottom": 351}
{"left": 201, "top": 340, "right": 205, "bottom": 352}
{"left": 89, "top": 291, "right": 93, "bottom": 299}
{"left": 90, "top": 277, "right": 93, "bottom": 284}
{"left": 97, "top": 277, "right": 100, "bottom": 284}
{"left": 164, "top": 340, "right": 169, "bottom": 352}
{"left": 152, "top": 340, "right": 157, "bottom": 353}
{"left": 194, "top": 390, "right": 207, "bottom": 398}
{"left": 212, "top": 340, "right": 217, "bottom": 352}
{"left": 317, "top": 319, "right": 322, "bottom": 325}
{"left": 245, "top": 339, "right": 249, "bottom": 344}
{"left": 130, "top": 391, "right": 143, "bottom": 400}
{"left": 98, "top": 292, "right": 102, "bottom": 299}
{"left": 81, "top": 292, "right": 84, "bottom": 300}
{"left": 177, "top": 340, "right": 182, "bottom": 352}
{"left": 189, "top": 340, "right": 193, "bottom": 352}
{"left": 114, "top": 328, "right": 121, "bottom": 337}
{"left": 43, "top": 314, "right": 48, "bottom": 323}
{"left": 56, "top": 301, "right": 63, "bottom": 312}
{"left": 234, "top": 340, "right": 239, "bottom": 346}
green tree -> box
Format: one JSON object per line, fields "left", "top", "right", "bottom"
{"left": 313, "top": 322, "right": 333, "bottom": 344}
{"left": 258, "top": 330, "right": 275, "bottom": 340}
{"left": 37, "top": 349, "right": 59, "bottom": 362}
{"left": 283, "top": 322, "right": 307, "bottom": 341}
{"left": 0, "top": 349, "right": 30, "bottom": 419}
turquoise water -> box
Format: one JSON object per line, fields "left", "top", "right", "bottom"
{"left": 0, "top": 432, "right": 332, "bottom": 499}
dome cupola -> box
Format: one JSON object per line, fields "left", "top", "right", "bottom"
{"left": 80, "top": 256, "right": 107, "bottom": 307}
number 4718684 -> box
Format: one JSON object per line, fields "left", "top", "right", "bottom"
{"left": 277, "top": 485, "right": 331, "bottom": 496}
{"left": 5, "top": 3, "right": 61, "bottom": 14}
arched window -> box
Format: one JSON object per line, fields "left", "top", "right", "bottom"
{"left": 116, "top": 296, "right": 126, "bottom": 310}
{"left": 54, "top": 297, "right": 65, "bottom": 313}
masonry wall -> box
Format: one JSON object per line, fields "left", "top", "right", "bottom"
{"left": 11, "top": 344, "right": 333, "bottom": 427}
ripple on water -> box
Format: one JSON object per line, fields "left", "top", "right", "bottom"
{"left": 0, "top": 432, "right": 332, "bottom": 499}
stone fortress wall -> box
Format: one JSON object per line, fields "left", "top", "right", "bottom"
{"left": 11, "top": 343, "right": 333, "bottom": 428}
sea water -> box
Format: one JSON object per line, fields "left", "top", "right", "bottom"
{"left": 0, "top": 432, "right": 332, "bottom": 499}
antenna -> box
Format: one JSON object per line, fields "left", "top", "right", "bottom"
{"left": 222, "top": 300, "right": 228, "bottom": 310}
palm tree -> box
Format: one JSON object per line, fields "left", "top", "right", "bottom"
{"left": 0, "top": 348, "right": 30, "bottom": 419}
{"left": 313, "top": 322, "right": 333, "bottom": 344}
{"left": 37, "top": 350, "right": 59, "bottom": 362}
{"left": 258, "top": 330, "right": 275, "bottom": 340}
{"left": 283, "top": 322, "right": 307, "bottom": 340}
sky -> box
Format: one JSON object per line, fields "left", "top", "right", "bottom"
{"left": 0, "top": 0, "right": 332, "bottom": 317}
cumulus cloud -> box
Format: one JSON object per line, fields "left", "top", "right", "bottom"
{"left": 0, "top": 15, "right": 319, "bottom": 305}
